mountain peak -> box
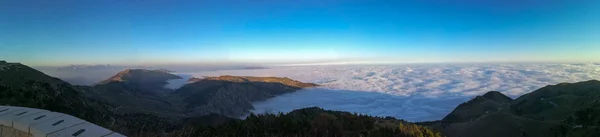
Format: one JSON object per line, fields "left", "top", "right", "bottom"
{"left": 99, "top": 69, "right": 182, "bottom": 84}
{"left": 482, "top": 91, "right": 513, "bottom": 102}
{"left": 442, "top": 91, "right": 512, "bottom": 123}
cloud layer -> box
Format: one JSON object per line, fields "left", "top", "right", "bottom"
{"left": 187, "top": 63, "right": 600, "bottom": 121}
{"left": 250, "top": 88, "right": 470, "bottom": 121}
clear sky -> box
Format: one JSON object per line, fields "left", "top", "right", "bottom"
{"left": 1, "top": 0, "right": 599, "bottom": 66}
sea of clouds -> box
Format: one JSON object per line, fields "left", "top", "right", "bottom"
{"left": 39, "top": 63, "right": 600, "bottom": 121}
{"left": 183, "top": 63, "right": 600, "bottom": 121}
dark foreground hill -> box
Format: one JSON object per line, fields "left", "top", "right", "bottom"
{"left": 186, "top": 107, "right": 442, "bottom": 137}
{"left": 0, "top": 61, "right": 176, "bottom": 136}
{"left": 0, "top": 61, "right": 440, "bottom": 137}
{"left": 422, "top": 80, "right": 600, "bottom": 137}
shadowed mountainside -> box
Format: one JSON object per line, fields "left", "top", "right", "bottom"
{"left": 423, "top": 80, "right": 600, "bottom": 137}
{"left": 81, "top": 69, "right": 184, "bottom": 116}
{"left": 441, "top": 91, "right": 513, "bottom": 123}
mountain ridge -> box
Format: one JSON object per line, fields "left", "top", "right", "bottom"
{"left": 84, "top": 67, "right": 320, "bottom": 118}
{"left": 430, "top": 80, "right": 600, "bottom": 137}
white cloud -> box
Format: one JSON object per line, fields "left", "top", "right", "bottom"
{"left": 249, "top": 88, "right": 470, "bottom": 122}
{"left": 188, "top": 63, "right": 600, "bottom": 97}
{"left": 165, "top": 74, "right": 193, "bottom": 89}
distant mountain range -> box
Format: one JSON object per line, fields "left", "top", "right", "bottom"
{"left": 58, "top": 64, "right": 114, "bottom": 70}
{"left": 2, "top": 61, "right": 443, "bottom": 137}
{"left": 33, "top": 64, "right": 270, "bottom": 86}
{"left": 3, "top": 60, "right": 599, "bottom": 137}
{"left": 38, "top": 64, "right": 267, "bottom": 72}
{"left": 242, "top": 66, "right": 269, "bottom": 69}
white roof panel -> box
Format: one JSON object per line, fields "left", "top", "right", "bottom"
{"left": 0, "top": 106, "right": 24, "bottom": 116}
{"left": 30, "top": 115, "right": 87, "bottom": 137}
{"left": 47, "top": 122, "right": 113, "bottom": 137}
{"left": 0, "top": 106, "right": 127, "bottom": 137}
{"left": 13, "top": 111, "right": 64, "bottom": 132}
{"left": 0, "top": 107, "right": 47, "bottom": 126}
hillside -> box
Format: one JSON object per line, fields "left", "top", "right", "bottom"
{"left": 169, "top": 75, "right": 319, "bottom": 117}
{"left": 0, "top": 61, "right": 109, "bottom": 119}
{"left": 427, "top": 80, "right": 600, "bottom": 137}
{"left": 81, "top": 69, "right": 184, "bottom": 116}
{"left": 512, "top": 80, "right": 600, "bottom": 121}
{"left": 442, "top": 91, "right": 513, "bottom": 123}
{"left": 0, "top": 61, "right": 179, "bottom": 137}
{"left": 96, "top": 68, "right": 182, "bottom": 96}
{"left": 94, "top": 69, "right": 182, "bottom": 98}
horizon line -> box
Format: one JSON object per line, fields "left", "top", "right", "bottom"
{"left": 21, "top": 60, "right": 600, "bottom": 67}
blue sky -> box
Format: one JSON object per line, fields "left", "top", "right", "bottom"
{"left": 1, "top": 0, "right": 599, "bottom": 66}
